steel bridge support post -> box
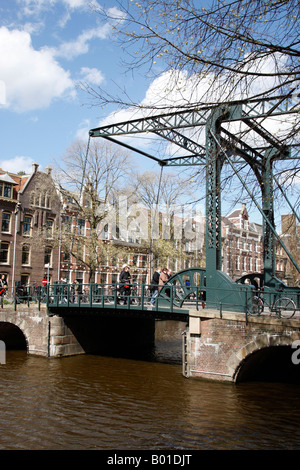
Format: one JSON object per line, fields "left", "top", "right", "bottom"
{"left": 205, "top": 108, "right": 225, "bottom": 287}
{"left": 261, "top": 149, "right": 276, "bottom": 286}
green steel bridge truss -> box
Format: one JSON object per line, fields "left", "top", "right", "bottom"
{"left": 89, "top": 93, "right": 300, "bottom": 311}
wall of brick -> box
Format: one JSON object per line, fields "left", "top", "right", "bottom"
{"left": 187, "top": 310, "right": 300, "bottom": 382}
{"left": 0, "top": 305, "right": 84, "bottom": 358}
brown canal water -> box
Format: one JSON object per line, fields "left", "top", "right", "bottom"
{"left": 0, "top": 321, "right": 299, "bottom": 451}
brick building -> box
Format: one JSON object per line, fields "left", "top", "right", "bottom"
{"left": 0, "top": 163, "right": 61, "bottom": 290}
{"left": 222, "top": 204, "right": 263, "bottom": 280}
{"left": 279, "top": 213, "right": 300, "bottom": 286}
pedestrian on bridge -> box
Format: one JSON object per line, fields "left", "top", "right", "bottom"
{"left": 150, "top": 266, "right": 161, "bottom": 305}
{"left": 158, "top": 268, "right": 168, "bottom": 291}
{"left": 0, "top": 275, "right": 7, "bottom": 297}
{"left": 119, "top": 265, "right": 131, "bottom": 304}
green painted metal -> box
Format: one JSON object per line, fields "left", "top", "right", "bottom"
{"left": 157, "top": 268, "right": 206, "bottom": 308}
{"left": 89, "top": 93, "right": 300, "bottom": 306}
{"left": 156, "top": 268, "right": 253, "bottom": 313}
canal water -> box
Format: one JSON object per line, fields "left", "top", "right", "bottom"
{"left": 0, "top": 321, "right": 299, "bottom": 451}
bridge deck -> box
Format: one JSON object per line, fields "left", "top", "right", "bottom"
{"left": 47, "top": 301, "right": 190, "bottom": 322}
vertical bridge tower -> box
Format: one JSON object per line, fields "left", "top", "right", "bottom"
{"left": 89, "top": 94, "right": 300, "bottom": 308}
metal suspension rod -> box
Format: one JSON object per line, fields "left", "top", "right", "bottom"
{"left": 148, "top": 164, "right": 164, "bottom": 279}
{"left": 210, "top": 130, "right": 300, "bottom": 275}
{"left": 67, "top": 135, "right": 91, "bottom": 281}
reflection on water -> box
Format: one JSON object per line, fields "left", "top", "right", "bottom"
{"left": 0, "top": 321, "right": 299, "bottom": 450}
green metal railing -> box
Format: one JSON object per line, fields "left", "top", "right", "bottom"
{"left": 5, "top": 279, "right": 299, "bottom": 318}
{"left": 9, "top": 280, "right": 251, "bottom": 314}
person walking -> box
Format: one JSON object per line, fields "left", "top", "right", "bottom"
{"left": 0, "top": 275, "right": 7, "bottom": 297}
{"left": 150, "top": 266, "right": 161, "bottom": 305}
{"left": 158, "top": 268, "right": 168, "bottom": 291}
{"left": 119, "top": 264, "right": 131, "bottom": 304}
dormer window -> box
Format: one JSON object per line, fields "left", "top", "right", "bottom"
{"left": 0, "top": 173, "right": 16, "bottom": 199}
{"left": 2, "top": 183, "right": 11, "bottom": 198}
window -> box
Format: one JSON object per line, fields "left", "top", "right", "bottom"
{"left": 0, "top": 182, "right": 13, "bottom": 199}
{"left": 0, "top": 242, "right": 9, "bottom": 263}
{"left": 2, "top": 212, "right": 11, "bottom": 232}
{"left": 3, "top": 183, "right": 12, "bottom": 198}
{"left": 32, "top": 190, "right": 51, "bottom": 208}
{"left": 23, "top": 216, "right": 32, "bottom": 236}
{"left": 78, "top": 219, "right": 85, "bottom": 236}
{"left": 20, "top": 274, "right": 29, "bottom": 286}
{"left": 102, "top": 223, "right": 109, "bottom": 240}
{"left": 75, "top": 271, "right": 83, "bottom": 286}
{"left": 46, "top": 219, "right": 53, "bottom": 238}
{"left": 62, "top": 250, "right": 70, "bottom": 262}
{"left": 44, "top": 247, "right": 52, "bottom": 266}
{"left": 22, "top": 244, "right": 30, "bottom": 265}
{"left": 63, "top": 216, "right": 72, "bottom": 233}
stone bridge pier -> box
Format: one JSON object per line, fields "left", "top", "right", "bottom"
{"left": 186, "top": 310, "right": 300, "bottom": 383}
{"left": 0, "top": 305, "right": 85, "bottom": 357}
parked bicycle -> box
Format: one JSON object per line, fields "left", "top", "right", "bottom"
{"left": 251, "top": 291, "right": 297, "bottom": 319}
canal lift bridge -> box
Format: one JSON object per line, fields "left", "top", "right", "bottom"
{"left": 89, "top": 92, "right": 300, "bottom": 316}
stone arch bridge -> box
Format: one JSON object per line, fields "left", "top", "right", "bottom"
{"left": 0, "top": 302, "right": 300, "bottom": 383}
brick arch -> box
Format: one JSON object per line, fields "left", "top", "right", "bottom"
{"left": 227, "top": 332, "right": 300, "bottom": 383}
{"left": 0, "top": 317, "right": 29, "bottom": 351}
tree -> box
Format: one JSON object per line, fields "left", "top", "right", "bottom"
{"left": 54, "top": 139, "right": 132, "bottom": 281}
{"left": 92, "top": 0, "right": 299, "bottom": 109}
{"left": 87, "top": 0, "right": 300, "bottom": 218}
{"left": 125, "top": 168, "right": 205, "bottom": 271}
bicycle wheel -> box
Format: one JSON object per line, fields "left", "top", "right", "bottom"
{"left": 274, "top": 297, "right": 296, "bottom": 319}
{"left": 250, "top": 296, "right": 264, "bottom": 315}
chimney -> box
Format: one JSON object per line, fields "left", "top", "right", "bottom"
{"left": 32, "top": 162, "right": 39, "bottom": 173}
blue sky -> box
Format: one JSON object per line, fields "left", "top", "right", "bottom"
{"left": 0, "top": 0, "right": 153, "bottom": 174}
{"left": 0, "top": 0, "right": 298, "bottom": 229}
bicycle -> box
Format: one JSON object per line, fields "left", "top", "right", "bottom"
{"left": 116, "top": 284, "right": 141, "bottom": 306}
{"left": 251, "top": 291, "right": 297, "bottom": 319}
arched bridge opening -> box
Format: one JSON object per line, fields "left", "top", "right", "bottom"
{"left": 0, "top": 322, "right": 27, "bottom": 351}
{"left": 234, "top": 346, "right": 300, "bottom": 384}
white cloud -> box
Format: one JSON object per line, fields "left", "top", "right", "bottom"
{"left": 0, "top": 156, "right": 36, "bottom": 174}
{"left": 49, "top": 24, "right": 111, "bottom": 60}
{"left": 0, "top": 26, "right": 75, "bottom": 112}
{"left": 75, "top": 118, "right": 91, "bottom": 141}
{"left": 80, "top": 67, "right": 104, "bottom": 86}
{"left": 16, "top": 0, "right": 86, "bottom": 16}
{"left": 64, "top": 0, "right": 86, "bottom": 7}
{"left": 0, "top": 80, "right": 6, "bottom": 106}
